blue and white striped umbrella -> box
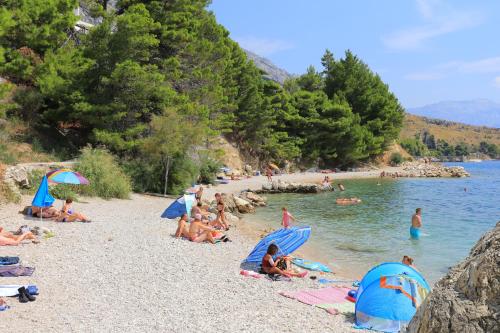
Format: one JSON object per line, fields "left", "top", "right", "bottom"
{"left": 161, "top": 194, "right": 196, "bottom": 220}
{"left": 244, "top": 226, "right": 311, "bottom": 263}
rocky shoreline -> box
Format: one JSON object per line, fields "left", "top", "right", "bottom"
{"left": 397, "top": 162, "right": 470, "bottom": 178}
{"left": 407, "top": 221, "right": 499, "bottom": 333}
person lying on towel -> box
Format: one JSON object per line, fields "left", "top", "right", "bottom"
{"left": 0, "top": 227, "right": 36, "bottom": 246}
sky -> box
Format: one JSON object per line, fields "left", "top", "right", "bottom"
{"left": 210, "top": 0, "right": 500, "bottom": 108}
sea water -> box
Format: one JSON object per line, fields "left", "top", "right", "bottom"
{"left": 245, "top": 161, "right": 500, "bottom": 284}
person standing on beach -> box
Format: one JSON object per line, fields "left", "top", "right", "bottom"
{"left": 410, "top": 208, "right": 422, "bottom": 239}
{"left": 266, "top": 167, "right": 273, "bottom": 182}
{"left": 282, "top": 207, "right": 296, "bottom": 229}
{"left": 195, "top": 186, "right": 203, "bottom": 204}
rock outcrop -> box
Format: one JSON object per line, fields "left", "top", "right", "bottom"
{"left": 257, "top": 179, "right": 330, "bottom": 194}
{"left": 407, "top": 222, "right": 500, "bottom": 333}
{"left": 397, "top": 162, "right": 470, "bottom": 178}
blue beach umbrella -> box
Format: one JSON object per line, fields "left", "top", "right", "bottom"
{"left": 32, "top": 175, "right": 55, "bottom": 221}
{"left": 161, "top": 194, "right": 196, "bottom": 220}
{"left": 244, "top": 226, "right": 312, "bottom": 263}
{"left": 32, "top": 176, "right": 55, "bottom": 208}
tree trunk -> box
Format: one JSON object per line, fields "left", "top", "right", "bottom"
{"left": 163, "top": 156, "right": 171, "bottom": 196}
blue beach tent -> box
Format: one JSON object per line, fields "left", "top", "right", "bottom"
{"left": 244, "top": 226, "right": 311, "bottom": 263}
{"left": 354, "top": 263, "right": 431, "bottom": 332}
{"left": 32, "top": 176, "right": 55, "bottom": 208}
{"left": 161, "top": 194, "right": 196, "bottom": 219}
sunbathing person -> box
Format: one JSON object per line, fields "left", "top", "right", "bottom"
{"left": 31, "top": 206, "right": 59, "bottom": 218}
{"left": 175, "top": 214, "right": 190, "bottom": 238}
{"left": 261, "top": 244, "right": 307, "bottom": 278}
{"left": 55, "top": 199, "right": 91, "bottom": 223}
{"left": 188, "top": 214, "right": 216, "bottom": 243}
{"left": 335, "top": 197, "right": 361, "bottom": 205}
{"left": 0, "top": 228, "right": 36, "bottom": 246}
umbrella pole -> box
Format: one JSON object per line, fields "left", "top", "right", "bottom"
{"left": 40, "top": 207, "right": 42, "bottom": 223}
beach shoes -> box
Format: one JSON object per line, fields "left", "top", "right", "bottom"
{"left": 18, "top": 287, "right": 29, "bottom": 303}
{"left": 18, "top": 287, "right": 36, "bottom": 303}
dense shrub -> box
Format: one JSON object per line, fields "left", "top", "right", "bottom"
{"left": 167, "top": 155, "right": 198, "bottom": 195}
{"left": 75, "top": 147, "right": 131, "bottom": 199}
{"left": 50, "top": 184, "right": 78, "bottom": 201}
{"left": 198, "top": 156, "right": 220, "bottom": 185}
{"left": 390, "top": 152, "right": 404, "bottom": 166}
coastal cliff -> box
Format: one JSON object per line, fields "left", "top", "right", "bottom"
{"left": 407, "top": 222, "right": 500, "bottom": 333}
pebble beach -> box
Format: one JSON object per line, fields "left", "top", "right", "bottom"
{"left": 0, "top": 172, "right": 382, "bottom": 332}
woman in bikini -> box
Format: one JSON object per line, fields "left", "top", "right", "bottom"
{"left": 56, "top": 199, "right": 91, "bottom": 223}
{"left": 213, "top": 193, "right": 229, "bottom": 230}
{"left": 261, "top": 244, "right": 307, "bottom": 278}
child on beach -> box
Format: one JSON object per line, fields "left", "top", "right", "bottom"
{"left": 402, "top": 255, "right": 417, "bottom": 270}
{"left": 281, "top": 207, "right": 295, "bottom": 229}
{"left": 261, "top": 244, "right": 307, "bottom": 278}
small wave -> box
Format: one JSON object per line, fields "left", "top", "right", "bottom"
{"left": 336, "top": 243, "right": 385, "bottom": 253}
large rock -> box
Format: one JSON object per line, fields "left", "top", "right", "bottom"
{"left": 5, "top": 165, "right": 29, "bottom": 187}
{"left": 242, "top": 191, "right": 267, "bottom": 207}
{"left": 407, "top": 222, "right": 500, "bottom": 333}
{"left": 233, "top": 196, "right": 255, "bottom": 214}
{"left": 257, "top": 179, "right": 326, "bottom": 194}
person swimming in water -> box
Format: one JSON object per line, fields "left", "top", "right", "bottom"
{"left": 402, "top": 255, "right": 417, "bottom": 269}
{"left": 410, "top": 208, "right": 422, "bottom": 239}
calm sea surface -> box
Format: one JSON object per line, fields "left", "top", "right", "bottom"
{"left": 245, "top": 161, "right": 500, "bottom": 284}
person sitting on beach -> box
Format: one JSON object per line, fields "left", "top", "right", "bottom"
{"left": 261, "top": 244, "right": 307, "bottom": 278}
{"left": 338, "top": 183, "right": 345, "bottom": 191}
{"left": 55, "top": 199, "right": 91, "bottom": 223}
{"left": 402, "top": 255, "right": 417, "bottom": 269}
{"left": 0, "top": 227, "right": 36, "bottom": 246}
{"left": 410, "top": 208, "right": 422, "bottom": 240}
{"left": 175, "top": 214, "right": 190, "bottom": 238}
{"left": 188, "top": 214, "right": 216, "bottom": 243}
{"left": 281, "top": 207, "right": 296, "bottom": 229}
{"left": 31, "top": 205, "right": 59, "bottom": 218}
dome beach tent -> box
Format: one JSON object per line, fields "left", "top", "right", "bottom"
{"left": 354, "top": 262, "right": 431, "bottom": 332}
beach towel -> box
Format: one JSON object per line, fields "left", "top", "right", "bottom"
{"left": 0, "top": 285, "right": 38, "bottom": 297}
{"left": 280, "top": 286, "right": 355, "bottom": 315}
{"left": 0, "top": 257, "right": 19, "bottom": 266}
{"left": 0, "top": 266, "right": 35, "bottom": 277}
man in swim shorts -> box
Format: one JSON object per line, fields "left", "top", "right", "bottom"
{"left": 410, "top": 208, "right": 422, "bottom": 239}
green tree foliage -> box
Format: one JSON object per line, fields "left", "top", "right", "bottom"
{"left": 0, "top": 0, "right": 408, "bottom": 194}
{"left": 0, "top": 0, "right": 78, "bottom": 83}
{"left": 400, "top": 137, "right": 429, "bottom": 157}
{"left": 322, "top": 50, "right": 404, "bottom": 156}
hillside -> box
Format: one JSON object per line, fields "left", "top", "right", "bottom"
{"left": 244, "top": 49, "right": 294, "bottom": 84}
{"left": 402, "top": 113, "right": 500, "bottom": 146}
{"left": 407, "top": 99, "right": 500, "bottom": 128}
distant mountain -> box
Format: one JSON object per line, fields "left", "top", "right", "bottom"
{"left": 407, "top": 99, "right": 500, "bottom": 128}
{"left": 244, "top": 50, "right": 293, "bottom": 84}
